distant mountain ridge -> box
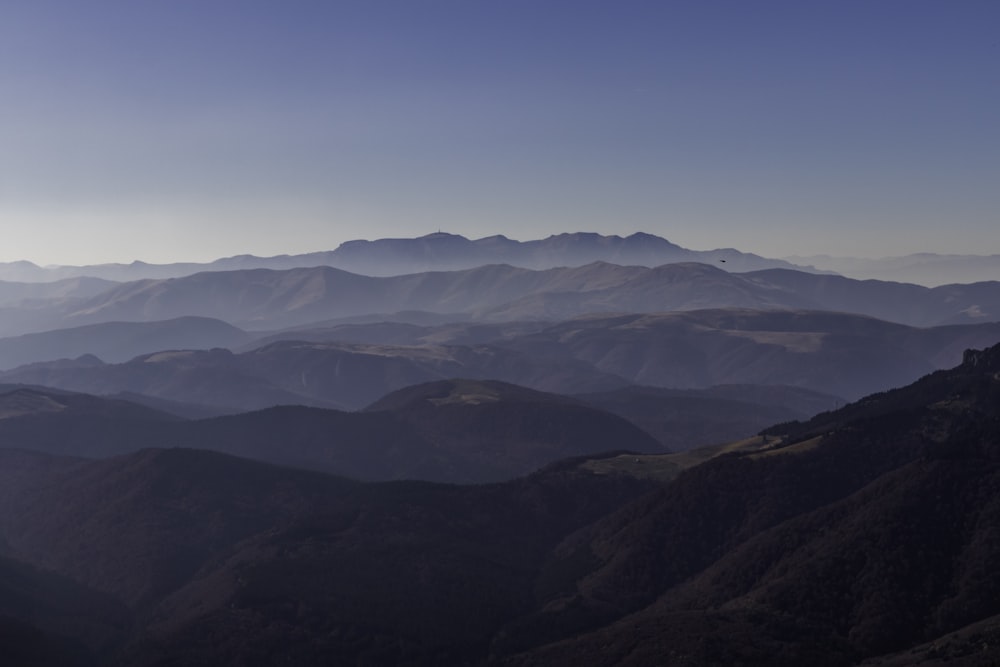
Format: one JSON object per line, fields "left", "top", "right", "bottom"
{"left": 0, "top": 232, "right": 820, "bottom": 282}
{"left": 4, "top": 232, "right": 995, "bottom": 288}
{"left": 2, "top": 260, "right": 999, "bottom": 338}
{"left": 3, "top": 309, "right": 999, "bottom": 412}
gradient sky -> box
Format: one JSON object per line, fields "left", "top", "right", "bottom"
{"left": 1, "top": 0, "right": 998, "bottom": 265}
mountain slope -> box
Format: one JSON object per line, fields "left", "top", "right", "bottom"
{"left": 496, "top": 344, "right": 1000, "bottom": 665}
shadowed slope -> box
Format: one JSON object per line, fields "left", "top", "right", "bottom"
{"left": 0, "top": 446, "right": 657, "bottom": 666}
{"left": 497, "top": 345, "right": 1000, "bottom": 665}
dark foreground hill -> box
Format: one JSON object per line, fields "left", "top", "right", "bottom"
{"left": 0, "top": 447, "right": 657, "bottom": 666}
{"left": 493, "top": 344, "right": 1000, "bottom": 665}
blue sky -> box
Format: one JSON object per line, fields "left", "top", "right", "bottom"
{"left": 1, "top": 0, "right": 997, "bottom": 264}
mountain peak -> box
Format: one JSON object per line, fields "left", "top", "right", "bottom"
{"left": 418, "top": 231, "right": 468, "bottom": 241}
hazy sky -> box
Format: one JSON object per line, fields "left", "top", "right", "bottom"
{"left": 1, "top": 0, "right": 997, "bottom": 265}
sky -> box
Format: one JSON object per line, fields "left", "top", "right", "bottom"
{"left": 1, "top": 0, "right": 998, "bottom": 265}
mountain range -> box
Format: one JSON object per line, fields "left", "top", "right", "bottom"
{"left": 5, "top": 231, "right": 995, "bottom": 288}
{"left": 0, "top": 260, "right": 998, "bottom": 341}
{"left": 0, "top": 232, "right": 817, "bottom": 283}
{"left": 5, "top": 231, "right": 997, "bottom": 287}
{"left": 2, "top": 309, "right": 996, "bottom": 415}
{"left": 2, "top": 231, "right": 1000, "bottom": 665}
{"left": 2, "top": 342, "right": 1000, "bottom": 664}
